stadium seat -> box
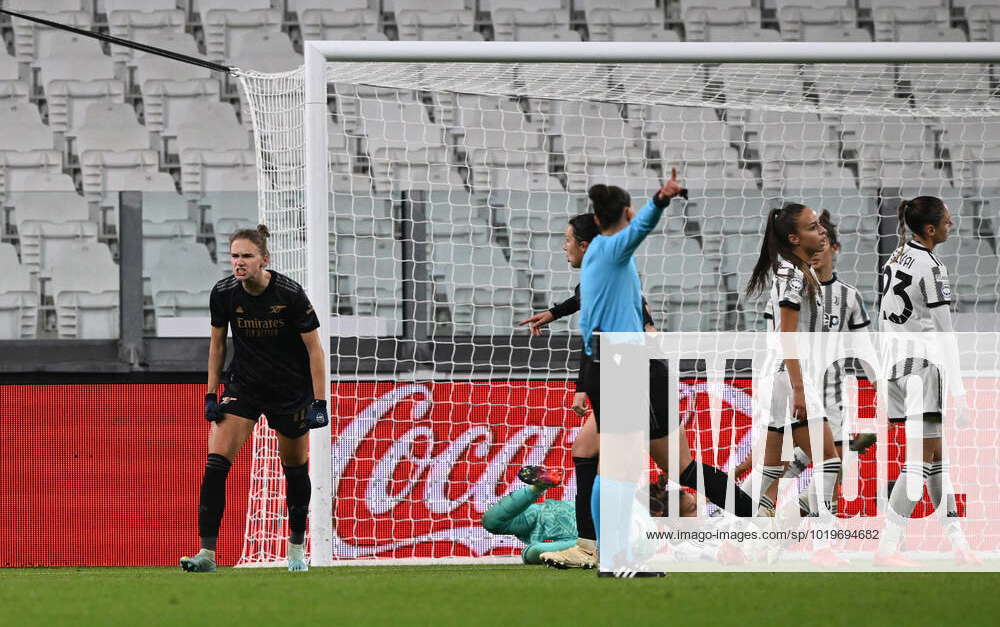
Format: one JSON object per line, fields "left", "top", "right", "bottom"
{"left": 141, "top": 190, "right": 198, "bottom": 284}
{"left": 37, "top": 34, "right": 125, "bottom": 137}
{"left": 334, "top": 235, "right": 401, "bottom": 326}
{"left": 195, "top": 0, "right": 283, "bottom": 63}
{"left": 48, "top": 241, "right": 119, "bottom": 339}
{"left": 748, "top": 111, "right": 843, "bottom": 193}
{"left": 940, "top": 117, "right": 1000, "bottom": 194}
{"left": 640, "top": 235, "right": 724, "bottom": 331}
{"left": 8, "top": 0, "right": 93, "bottom": 63}
{"left": 774, "top": 0, "right": 869, "bottom": 42}
{"left": 291, "top": 0, "right": 386, "bottom": 42}
{"left": 329, "top": 121, "right": 371, "bottom": 193}
{"left": 680, "top": 0, "right": 777, "bottom": 42}
{"left": 330, "top": 194, "right": 393, "bottom": 240}
{"left": 582, "top": 0, "right": 676, "bottom": 42}
{"left": 227, "top": 31, "right": 302, "bottom": 74}
{"left": 0, "top": 47, "right": 30, "bottom": 106}
{"left": 836, "top": 231, "right": 879, "bottom": 295}
{"left": 431, "top": 236, "right": 529, "bottom": 334}
{"left": 870, "top": 0, "right": 949, "bottom": 42}
{"left": 394, "top": 0, "right": 480, "bottom": 41}
{"left": 75, "top": 102, "right": 160, "bottom": 201}
{"left": 177, "top": 102, "right": 254, "bottom": 197}
{"left": 807, "top": 62, "right": 895, "bottom": 111}
{"left": 134, "top": 42, "right": 222, "bottom": 149}
{"left": 203, "top": 190, "right": 257, "bottom": 272}
{"left": 0, "top": 103, "right": 63, "bottom": 199}
{"left": 0, "top": 243, "right": 38, "bottom": 339}
{"left": 962, "top": 2, "right": 1000, "bottom": 42}
{"left": 151, "top": 240, "right": 215, "bottom": 322}
{"left": 11, "top": 191, "right": 97, "bottom": 278}
{"left": 490, "top": 0, "right": 580, "bottom": 42}
{"left": 714, "top": 63, "right": 806, "bottom": 110}
{"left": 841, "top": 115, "right": 943, "bottom": 190}
{"left": 718, "top": 232, "right": 769, "bottom": 329}
{"left": 899, "top": 61, "right": 989, "bottom": 109}
{"left": 106, "top": 0, "right": 187, "bottom": 63}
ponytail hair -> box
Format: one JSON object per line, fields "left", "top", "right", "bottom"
{"left": 898, "top": 196, "right": 946, "bottom": 239}
{"left": 818, "top": 209, "right": 839, "bottom": 249}
{"left": 745, "top": 203, "right": 817, "bottom": 298}
{"left": 588, "top": 184, "right": 631, "bottom": 231}
{"left": 568, "top": 213, "right": 600, "bottom": 244}
{"left": 230, "top": 224, "right": 271, "bottom": 258}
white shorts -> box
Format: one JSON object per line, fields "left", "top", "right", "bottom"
{"left": 887, "top": 365, "right": 942, "bottom": 422}
{"left": 765, "top": 371, "right": 827, "bottom": 433}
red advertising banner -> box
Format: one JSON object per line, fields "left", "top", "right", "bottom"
{"left": 0, "top": 379, "right": 966, "bottom": 566}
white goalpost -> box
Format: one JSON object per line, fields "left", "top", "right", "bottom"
{"left": 235, "top": 41, "right": 1000, "bottom": 568}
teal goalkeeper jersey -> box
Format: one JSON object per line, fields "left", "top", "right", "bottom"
{"left": 579, "top": 197, "right": 666, "bottom": 355}
{"left": 518, "top": 499, "right": 577, "bottom": 545}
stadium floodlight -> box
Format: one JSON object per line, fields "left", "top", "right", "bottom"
{"left": 234, "top": 41, "right": 1000, "bottom": 568}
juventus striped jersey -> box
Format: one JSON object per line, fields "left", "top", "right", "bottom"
{"left": 819, "top": 274, "right": 871, "bottom": 419}
{"left": 879, "top": 240, "right": 954, "bottom": 379}
{"left": 767, "top": 258, "right": 827, "bottom": 333}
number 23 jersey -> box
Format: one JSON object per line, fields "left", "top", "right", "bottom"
{"left": 878, "top": 240, "right": 953, "bottom": 332}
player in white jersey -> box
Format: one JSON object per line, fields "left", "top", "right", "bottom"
{"left": 875, "top": 196, "right": 979, "bottom": 567}
{"left": 745, "top": 203, "right": 841, "bottom": 522}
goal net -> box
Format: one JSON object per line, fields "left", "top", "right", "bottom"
{"left": 234, "top": 42, "right": 1000, "bottom": 567}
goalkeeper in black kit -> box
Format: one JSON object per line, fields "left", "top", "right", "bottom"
{"left": 180, "top": 225, "right": 329, "bottom": 573}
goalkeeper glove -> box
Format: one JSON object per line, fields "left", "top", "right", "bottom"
{"left": 305, "top": 399, "right": 329, "bottom": 429}
{"left": 204, "top": 393, "right": 223, "bottom": 423}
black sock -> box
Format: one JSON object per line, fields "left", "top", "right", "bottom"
{"left": 572, "top": 456, "right": 598, "bottom": 540}
{"left": 283, "top": 462, "right": 311, "bottom": 545}
{"left": 679, "top": 460, "right": 754, "bottom": 517}
{"left": 198, "top": 453, "right": 232, "bottom": 551}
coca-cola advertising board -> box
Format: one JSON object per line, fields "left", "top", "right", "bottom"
{"left": 0, "top": 379, "right": 953, "bottom": 566}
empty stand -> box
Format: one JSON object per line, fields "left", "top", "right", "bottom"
{"left": 0, "top": 103, "right": 63, "bottom": 198}
{"left": 8, "top": 0, "right": 93, "bottom": 63}
{"left": 106, "top": 0, "right": 187, "bottom": 63}
{"left": 37, "top": 34, "right": 125, "bottom": 137}
{"left": 583, "top": 0, "right": 676, "bottom": 42}
{"left": 490, "top": 0, "right": 580, "bottom": 42}
{"left": 48, "top": 241, "right": 119, "bottom": 339}
{"left": 395, "top": 0, "right": 480, "bottom": 41}
{"left": 150, "top": 240, "right": 215, "bottom": 321}
{"left": 0, "top": 242, "right": 38, "bottom": 339}
{"left": 775, "top": 0, "right": 869, "bottom": 42}
{"left": 195, "top": 0, "right": 283, "bottom": 63}
{"left": 870, "top": 0, "right": 949, "bottom": 42}
{"left": 291, "top": 0, "right": 386, "bottom": 42}
{"left": 680, "top": 0, "right": 778, "bottom": 42}
{"left": 75, "top": 102, "right": 159, "bottom": 201}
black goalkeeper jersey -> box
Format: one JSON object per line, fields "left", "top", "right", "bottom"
{"left": 209, "top": 270, "right": 321, "bottom": 412}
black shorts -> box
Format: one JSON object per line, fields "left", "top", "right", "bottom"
{"left": 217, "top": 390, "right": 310, "bottom": 439}
{"left": 581, "top": 354, "right": 671, "bottom": 440}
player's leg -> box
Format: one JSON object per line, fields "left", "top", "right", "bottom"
{"left": 276, "top": 421, "right": 310, "bottom": 572}
{"left": 483, "top": 466, "right": 561, "bottom": 537}
{"left": 181, "top": 411, "right": 257, "bottom": 572}
{"left": 791, "top": 421, "right": 841, "bottom": 516}
{"left": 757, "top": 428, "right": 786, "bottom": 516}
{"left": 572, "top": 414, "right": 599, "bottom": 543}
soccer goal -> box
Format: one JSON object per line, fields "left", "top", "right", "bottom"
{"left": 234, "top": 41, "right": 1000, "bottom": 567}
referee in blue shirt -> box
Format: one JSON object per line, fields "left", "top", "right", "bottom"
{"left": 576, "top": 170, "right": 753, "bottom": 574}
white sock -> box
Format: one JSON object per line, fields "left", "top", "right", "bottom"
{"left": 820, "top": 457, "right": 841, "bottom": 515}
{"left": 758, "top": 465, "right": 784, "bottom": 513}
{"left": 878, "top": 462, "right": 930, "bottom": 555}
{"left": 197, "top": 548, "right": 216, "bottom": 560}
{"left": 927, "top": 462, "right": 970, "bottom": 551}
{"left": 288, "top": 542, "right": 306, "bottom": 560}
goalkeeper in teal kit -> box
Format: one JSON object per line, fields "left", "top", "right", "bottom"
{"left": 481, "top": 466, "right": 578, "bottom": 564}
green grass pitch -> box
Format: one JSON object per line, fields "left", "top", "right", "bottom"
{"left": 3, "top": 566, "right": 1000, "bottom": 626}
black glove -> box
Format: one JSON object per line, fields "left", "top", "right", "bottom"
{"left": 305, "top": 399, "right": 329, "bottom": 429}
{"left": 204, "top": 393, "right": 223, "bottom": 423}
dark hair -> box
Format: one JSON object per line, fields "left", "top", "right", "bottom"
{"left": 898, "top": 196, "right": 947, "bottom": 239}
{"left": 818, "top": 209, "right": 839, "bottom": 249}
{"left": 745, "top": 203, "right": 818, "bottom": 298}
{"left": 230, "top": 224, "right": 271, "bottom": 257}
{"left": 587, "top": 184, "right": 631, "bottom": 231}
{"left": 568, "top": 213, "right": 599, "bottom": 244}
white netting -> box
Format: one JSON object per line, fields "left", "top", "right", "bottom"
{"left": 235, "top": 58, "right": 1000, "bottom": 567}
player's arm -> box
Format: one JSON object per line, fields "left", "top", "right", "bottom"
{"left": 642, "top": 296, "right": 656, "bottom": 332}
{"left": 301, "top": 329, "right": 326, "bottom": 403}
{"left": 928, "top": 291, "right": 968, "bottom": 402}
{"left": 207, "top": 325, "right": 227, "bottom": 395}
{"left": 607, "top": 169, "right": 686, "bottom": 263}
{"left": 779, "top": 304, "right": 808, "bottom": 421}
{"left": 516, "top": 285, "right": 580, "bottom": 336}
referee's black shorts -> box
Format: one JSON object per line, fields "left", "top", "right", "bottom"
{"left": 580, "top": 353, "right": 671, "bottom": 440}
